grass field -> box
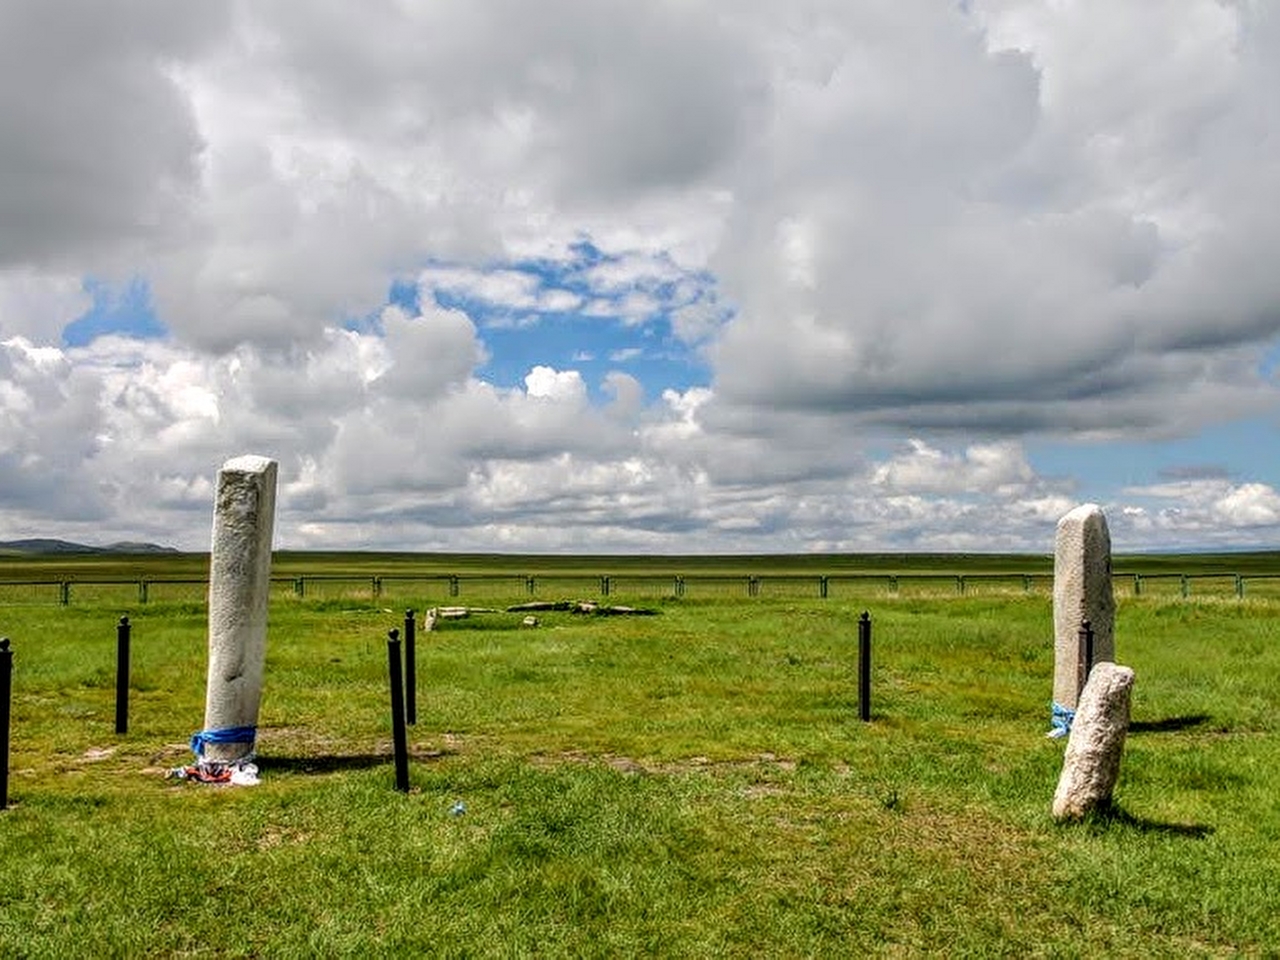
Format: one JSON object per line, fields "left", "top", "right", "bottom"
{"left": 2, "top": 552, "right": 1280, "bottom": 955}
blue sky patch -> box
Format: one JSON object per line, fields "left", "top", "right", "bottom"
{"left": 63, "top": 276, "right": 166, "bottom": 347}
{"left": 411, "top": 244, "right": 725, "bottom": 401}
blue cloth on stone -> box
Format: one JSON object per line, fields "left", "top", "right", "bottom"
{"left": 190, "top": 725, "right": 257, "bottom": 758}
{"left": 1047, "top": 701, "right": 1074, "bottom": 739}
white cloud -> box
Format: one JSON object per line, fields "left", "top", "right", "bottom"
{"left": 421, "top": 267, "right": 543, "bottom": 312}
{"left": 0, "top": 2, "right": 1278, "bottom": 553}
{"left": 524, "top": 366, "right": 586, "bottom": 403}
{"left": 373, "top": 304, "right": 486, "bottom": 400}
{"left": 1123, "top": 477, "right": 1280, "bottom": 533}
{"left": 1214, "top": 483, "right": 1280, "bottom": 527}
{"left": 0, "top": 271, "right": 92, "bottom": 341}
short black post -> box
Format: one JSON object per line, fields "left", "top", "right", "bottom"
{"left": 858, "top": 611, "right": 872, "bottom": 722}
{"left": 2, "top": 638, "right": 12, "bottom": 810}
{"left": 1077, "top": 619, "right": 1094, "bottom": 693}
{"left": 403, "top": 609, "right": 417, "bottom": 726}
{"left": 387, "top": 629, "right": 410, "bottom": 793}
{"left": 115, "top": 616, "right": 131, "bottom": 735}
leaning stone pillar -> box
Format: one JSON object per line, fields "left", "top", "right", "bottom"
{"left": 192, "top": 455, "right": 278, "bottom": 768}
{"left": 1051, "top": 503, "right": 1115, "bottom": 736}
{"left": 1052, "top": 662, "right": 1134, "bottom": 820}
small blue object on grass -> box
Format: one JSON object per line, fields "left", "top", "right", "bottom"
{"left": 450, "top": 801, "right": 466, "bottom": 817}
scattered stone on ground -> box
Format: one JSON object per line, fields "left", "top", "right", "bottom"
{"left": 506, "top": 600, "right": 658, "bottom": 616}
{"left": 421, "top": 601, "right": 659, "bottom": 631}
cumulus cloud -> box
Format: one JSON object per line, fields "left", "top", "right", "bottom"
{"left": 0, "top": 271, "right": 92, "bottom": 342}
{"left": 0, "top": 1, "right": 1278, "bottom": 552}
{"left": 0, "top": 1, "right": 221, "bottom": 269}
{"left": 707, "top": 0, "right": 1280, "bottom": 439}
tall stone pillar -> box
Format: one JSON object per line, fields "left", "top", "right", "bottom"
{"left": 1051, "top": 503, "right": 1115, "bottom": 736}
{"left": 193, "top": 455, "right": 278, "bottom": 766}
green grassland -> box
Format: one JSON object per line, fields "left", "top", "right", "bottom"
{"left": 2, "top": 552, "right": 1280, "bottom": 955}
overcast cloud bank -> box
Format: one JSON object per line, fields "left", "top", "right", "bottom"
{"left": 2, "top": 1, "right": 1279, "bottom": 552}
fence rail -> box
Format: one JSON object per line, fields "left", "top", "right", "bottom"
{"left": 2, "top": 570, "right": 1280, "bottom": 605}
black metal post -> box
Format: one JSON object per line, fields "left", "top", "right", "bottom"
{"left": 2, "top": 638, "right": 12, "bottom": 810}
{"left": 403, "top": 609, "right": 417, "bottom": 726}
{"left": 1077, "top": 619, "right": 1094, "bottom": 694}
{"left": 115, "top": 616, "right": 130, "bottom": 735}
{"left": 387, "top": 629, "right": 410, "bottom": 792}
{"left": 858, "top": 611, "right": 872, "bottom": 722}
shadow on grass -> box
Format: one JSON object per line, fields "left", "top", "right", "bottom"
{"left": 1129, "top": 713, "right": 1212, "bottom": 734}
{"left": 1080, "top": 803, "right": 1215, "bottom": 839}
{"left": 262, "top": 749, "right": 449, "bottom": 775}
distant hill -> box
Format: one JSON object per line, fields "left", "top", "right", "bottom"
{"left": 0, "top": 538, "right": 180, "bottom": 555}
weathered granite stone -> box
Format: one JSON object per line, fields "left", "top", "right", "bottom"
{"left": 1052, "top": 662, "right": 1135, "bottom": 821}
{"left": 1053, "top": 504, "right": 1115, "bottom": 712}
{"left": 202, "top": 455, "right": 277, "bottom": 764}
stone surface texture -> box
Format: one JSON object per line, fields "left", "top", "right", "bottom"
{"left": 1052, "top": 662, "right": 1135, "bottom": 821}
{"left": 203, "top": 455, "right": 278, "bottom": 762}
{"left": 1053, "top": 503, "right": 1116, "bottom": 710}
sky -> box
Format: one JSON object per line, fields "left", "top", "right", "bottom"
{"left": 2, "top": 0, "right": 1280, "bottom": 555}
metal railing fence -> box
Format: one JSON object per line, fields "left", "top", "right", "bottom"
{"left": 1, "top": 570, "right": 1279, "bottom": 606}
